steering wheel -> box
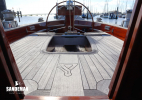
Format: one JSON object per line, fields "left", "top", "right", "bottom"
{"left": 46, "top": 0, "right": 94, "bottom": 32}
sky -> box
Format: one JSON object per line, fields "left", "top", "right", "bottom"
{"left": 5, "top": 0, "right": 135, "bottom": 14}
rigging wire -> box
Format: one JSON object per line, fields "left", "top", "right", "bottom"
{"left": 73, "top": 0, "right": 75, "bottom": 31}
{"left": 119, "top": 0, "right": 124, "bottom": 13}
{"left": 131, "top": 0, "right": 135, "bottom": 9}
{"left": 69, "top": 0, "right": 71, "bottom": 31}
{"left": 107, "top": 0, "right": 108, "bottom": 13}
{"left": 125, "top": 0, "right": 128, "bottom": 12}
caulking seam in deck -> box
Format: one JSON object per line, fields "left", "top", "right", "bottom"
{"left": 10, "top": 33, "right": 124, "bottom": 96}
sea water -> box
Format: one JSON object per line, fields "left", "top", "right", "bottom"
{"left": 15, "top": 15, "right": 55, "bottom": 26}
{"left": 15, "top": 15, "right": 125, "bottom": 27}
{"left": 86, "top": 15, "right": 125, "bottom": 26}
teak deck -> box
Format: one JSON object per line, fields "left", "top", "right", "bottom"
{"left": 10, "top": 32, "right": 123, "bottom": 96}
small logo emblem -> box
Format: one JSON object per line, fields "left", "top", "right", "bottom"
{"left": 6, "top": 81, "right": 28, "bottom": 93}
{"left": 15, "top": 81, "right": 22, "bottom": 86}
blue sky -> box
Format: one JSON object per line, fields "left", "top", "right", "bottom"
{"left": 5, "top": 0, "right": 135, "bottom": 14}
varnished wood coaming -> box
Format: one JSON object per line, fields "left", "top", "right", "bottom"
{"left": 5, "top": 20, "right": 65, "bottom": 43}
{"left": 75, "top": 20, "right": 127, "bottom": 41}
{"left": 94, "top": 22, "right": 127, "bottom": 41}
{"left": 5, "top": 19, "right": 127, "bottom": 44}
{"left": 5, "top": 22, "right": 46, "bottom": 43}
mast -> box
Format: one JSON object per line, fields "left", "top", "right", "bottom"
{"left": 87, "top": 0, "right": 89, "bottom": 19}
{"left": 119, "top": 0, "right": 123, "bottom": 13}
{"left": 107, "top": 0, "right": 108, "bottom": 14}
{"left": 55, "top": 0, "right": 58, "bottom": 19}
{"left": 115, "top": 0, "right": 119, "bottom": 23}
{"left": 103, "top": 0, "right": 106, "bottom": 14}
{"left": 83, "top": 0, "right": 84, "bottom": 14}
{"left": 125, "top": 0, "right": 128, "bottom": 12}
{"left": 90, "top": 0, "right": 91, "bottom": 13}
{"left": 103, "top": 0, "right": 108, "bottom": 14}
{"left": 131, "top": 0, "right": 135, "bottom": 9}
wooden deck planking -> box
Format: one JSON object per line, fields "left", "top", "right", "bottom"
{"left": 97, "top": 80, "right": 111, "bottom": 94}
{"left": 94, "top": 36, "right": 122, "bottom": 51}
{"left": 95, "top": 39, "right": 121, "bottom": 57}
{"left": 45, "top": 62, "right": 58, "bottom": 89}
{"left": 40, "top": 36, "right": 52, "bottom": 51}
{"left": 83, "top": 55, "right": 103, "bottom": 82}
{"left": 95, "top": 42, "right": 119, "bottom": 62}
{"left": 50, "top": 65, "right": 84, "bottom": 96}
{"left": 21, "top": 53, "right": 44, "bottom": 79}
{"left": 89, "top": 55, "right": 111, "bottom": 79}
{"left": 18, "top": 51, "right": 41, "bottom": 72}
{"left": 50, "top": 55, "right": 84, "bottom": 96}
{"left": 93, "top": 38, "right": 119, "bottom": 61}
{"left": 24, "top": 80, "right": 38, "bottom": 95}
{"left": 79, "top": 55, "right": 96, "bottom": 89}
{"left": 95, "top": 46, "right": 118, "bottom": 66}
{"left": 93, "top": 36, "right": 121, "bottom": 51}
{"left": 38, "top": 55, "right": 59, "bottom": 89}
{"left": 97, "top": 51, "right": 116, "bottom": 70}
{"left": 95, "top": 39, "right": 122, "bottom": 53}
{"left": 9, "top": 33, "right": 124, "bottom": 96}
{"left": 93, "top": 37, "right": 121, "bottom": 55}
{"left": 103, "top": 36, "right": 124, "bottom": 46}
{"left": 32, "top": 54, "right": 55, "bottom": 82}
{"left": 98, "top": 50, "right": 117, "bottom": 66}
{"left": 10, "top": 36, "right": 35, "bottom": 48}
{"left": 93, "top": 36, "right": 122, "bottom": 50}
{"left": 25, "top": 54, "right": 49, "bottom": 80}
{"left": 93, "top": 54, "right": 114, "bottom": 77}
{"left": 96, "top": 35, "right": 123, "bottom": 46}
{"left": 16, "top": 42, "right": 44, "bottom": 64}
{"left": 11, "top": 36, "right": 37, "bottom": 51}
{"left": 11, "top": 36, "right": 47, "bottom": 52}
{"left": 26, "top": 90, "right": 50, "bottom": 96}
{"left": 11, "top": 37, "right": 40, "bottom": 57}
{"left": 12, "top": 40, "right": 42, "bottom": 60}
{"left": 57, "top": 55, "right": 79, "bottom": 77}
{"left": 78, "top": 58, "right": 90, "bottom": 89}
{"left": 13, "top": 37, "right": 46, "bottom": 60}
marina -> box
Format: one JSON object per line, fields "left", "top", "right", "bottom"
{"left": 1, "top": 0, "right": 142, "bottom": 100}
{"left": 14, "top": 15, "right": 125, "bottom": 27}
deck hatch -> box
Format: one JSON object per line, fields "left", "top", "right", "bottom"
{"left": 46, "top": 36, "right": 92, "bottom": 53}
